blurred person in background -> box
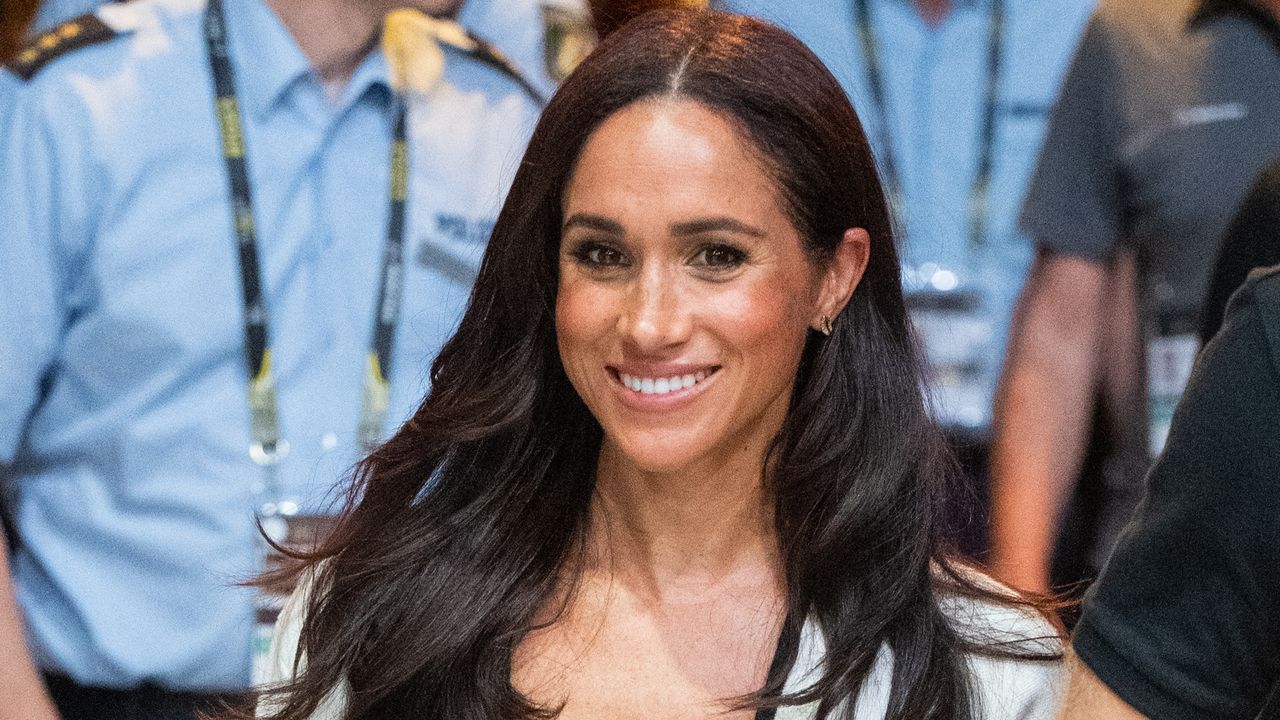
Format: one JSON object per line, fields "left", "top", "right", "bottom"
{"left": 1059, "top": 262, "right": 1280, "bottom": 720}
{"left": 990, "top": 0, "right": 1280, "bottom": 594}
{"left": 0, "top": 0, "right": 579, "bottom": 717}
{"left": 26, "top": 0, "right": 593, "bottom": 94}
{"left": 707, "top": 0, "right": 1095, "bottom": 560}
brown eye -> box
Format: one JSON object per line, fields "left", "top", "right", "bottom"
{"left": 571, "top": 242, "right": 628, "bottom": 267}
{"left": 691, "top": 244, "right": 747, "bottom": 269}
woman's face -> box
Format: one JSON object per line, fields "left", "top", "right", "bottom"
{"left": 556, "top": 98, "right": 858, "bottom": 477}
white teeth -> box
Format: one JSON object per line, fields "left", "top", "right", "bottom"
{"left": 619, "top": 371, "right": 713, "bottom": 395}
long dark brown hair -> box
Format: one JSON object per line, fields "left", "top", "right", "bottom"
{"left": 252, "top": 8, "right": 1058, "bottom": 720}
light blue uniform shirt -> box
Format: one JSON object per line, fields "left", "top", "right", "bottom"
{"left": 459, "top": 0, "right": 592, "bottom": 101}
{"left": 719, "top": 0, "right": 1094, "bottom": 432}
{"left": 33, "top": 0, "right": 595, "bottom": 92}
{"left": 1, "top": 0, "right": 544, "bottom": 690}
{"left": 31, "top": 0, "right": 103, "bottom": 33}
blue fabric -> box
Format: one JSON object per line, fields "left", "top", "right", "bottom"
{"left": 31, "top": 0, "right": 103, "bottom": 33}
{"left": 459, "top": 0, "right": 591, "bottom": 101}
{"left": 1, "top": 0, "right": 542, "bottom": 691}
{"left": 718, "top": 0, "right": 1094, "bottom": 431}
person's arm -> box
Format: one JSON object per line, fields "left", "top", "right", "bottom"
{"left": 1059, "top": 657, "right": 1147, "bottom": 720}
{"left": 1098, "top": 252, "right": 1145, "bottom": 476}
{"left": 0, "top": 70, "right": 88, "bottom": 720}
{"left": 989, "top": 250, "right": 1106, "bottom": 592}
{"left": 0, "top": 536, "right": 59, "bottom": 720}
{"left": 989, "top": 10, "right": 1126, "bottom": 592}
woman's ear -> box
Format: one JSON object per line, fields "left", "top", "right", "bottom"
{"left": 812, "top": 227, "right": 870, "bottom": 332}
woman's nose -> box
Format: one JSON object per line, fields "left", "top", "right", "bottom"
{"left": 617, "top": 266, "right": 691, "bottom": 352}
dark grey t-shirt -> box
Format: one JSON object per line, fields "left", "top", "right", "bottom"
{"left": 1021, "top": 0, "right": 1280, "bottom": 321}
{"left": 1073, "top": 265, "right": 1280, "bottom": 720}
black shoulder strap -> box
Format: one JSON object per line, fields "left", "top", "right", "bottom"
{"left": 5, "top": 13, "right": 117, "bottom": 81}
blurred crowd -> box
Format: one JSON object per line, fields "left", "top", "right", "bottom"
{"left": 2, "top": 0, "right": 1278, "bottom": 718}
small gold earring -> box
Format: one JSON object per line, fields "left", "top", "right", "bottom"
{"left": 818, "top": 315, "right": 833, "bottom": 336}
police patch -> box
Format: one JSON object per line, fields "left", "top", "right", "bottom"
{"left": 6, "top": 14, "right": 116, "bottom": 81}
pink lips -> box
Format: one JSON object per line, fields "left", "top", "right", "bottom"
{"left": 607, "top": 363, "right": 720, "bottom": 411}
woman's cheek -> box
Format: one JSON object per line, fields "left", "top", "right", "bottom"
{"left": 556, "top": 275, "right": 614, "bottom": 379}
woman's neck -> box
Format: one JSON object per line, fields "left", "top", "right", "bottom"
{"left": 586, "top": 444, "right": 782, "bottom": 606}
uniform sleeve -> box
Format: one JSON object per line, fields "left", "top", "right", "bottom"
{"left": 1018, "top": 12, "right": 1124, "bottom": 260}
{"left": 0, "top": 73, "right": 77, "bottom": 466}
{"left": 1073, "top": 281, "right": 1280, "bottom": 720}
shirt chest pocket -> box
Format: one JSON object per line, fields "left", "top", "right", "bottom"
{"left": 392, "top": 204, "right": 498, "bottom": 392}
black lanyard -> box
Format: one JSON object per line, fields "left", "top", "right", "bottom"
{"left": 204, "top": 0, "right": 409, "bottom": 480}
{"left": 853, "top": 0, "right": 1006, "bottom": 250}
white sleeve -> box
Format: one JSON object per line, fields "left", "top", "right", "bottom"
{"left": 969, "top": 650, "right": 1068, "bottom": 720}
{"left": 954, "top": 598, "right": 1067, "bottom": 720}
{"left": 256, "top": 571, "right": 350, "bottom": 720}
{"left": 937, "top": 570, "right": 1068, "bottom": 719}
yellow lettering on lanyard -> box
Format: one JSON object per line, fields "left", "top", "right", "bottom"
{"left": 390, "top": 140, "right": 408, "bottom": 202}
{"left": 216, "top": 97, "right": 245, "bottom": 158}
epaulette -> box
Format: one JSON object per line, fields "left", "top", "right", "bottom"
{"left": 5, "top": 14, "right": 117, "bottom": 82}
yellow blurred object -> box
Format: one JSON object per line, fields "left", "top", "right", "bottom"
{"left": 541, "top": 5, "right": 597, "bottom": 83}
{"left": 383, "top": 9, "right": 479, "bottom": 95}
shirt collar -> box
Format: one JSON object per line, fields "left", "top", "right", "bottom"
{"left": 222, "top": 0, "right": 392, "bottom": 120}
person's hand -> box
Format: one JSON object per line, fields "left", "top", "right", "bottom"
{"left": 0, "top": 538, "right": 60, "bottom": 720}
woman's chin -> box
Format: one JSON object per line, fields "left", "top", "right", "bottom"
{"left": 600, "top": 432, "right": 714, "bottom": 477}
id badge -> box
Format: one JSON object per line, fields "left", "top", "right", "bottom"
{"left": 1146, "top": 333, "right": 1199, "bottom": 455}
{"left": 905, "top": 280, "right": 994, "bottom": 430}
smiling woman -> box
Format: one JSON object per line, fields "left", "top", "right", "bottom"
{"left": 555, "top": 98, "right": 867, "bottom": 482}
{"left": 248, "top": 8, "right": 1064, "bottom": 720}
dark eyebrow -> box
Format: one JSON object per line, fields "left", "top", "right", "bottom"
{"left": 671, "top": 217, "right": 766, "bottom": 238}
{"left": 561, "top": 214, "right": 767, "bottom": 238}
{"left": 562, "top": 213, "right": 623, "bottom": 235}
